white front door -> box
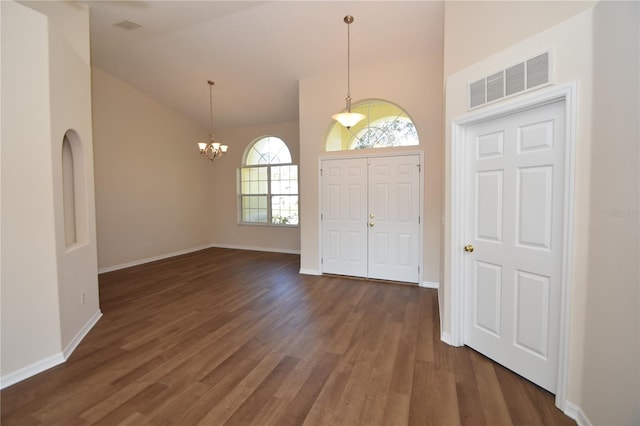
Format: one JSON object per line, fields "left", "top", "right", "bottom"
{"left": 368, "top": 155, "right": 421, "bottom": 282}
{"left": 463, "top": 100, "right": 565, "bottom": 392}
{"left": 321, "top": 158, "right": 368, "bottom": 277}
{"left": 321, "top": 155, "right": 421, "bottom": 283}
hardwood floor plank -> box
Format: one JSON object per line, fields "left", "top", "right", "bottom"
{"left": 496, "top": 363, "right": 546, "bottom": 425}
{"left": 409, "top": 360, "right": 461, "bottom": 426}
{"left": 118, "top": 382, "right": 169, "bottom": 417}
{"left": 468, "top": 350, "right": 514, "bottom": 426}
{"left": 33, "top": 384, "right": 114, "bottom": 424}
{"left": 1, "top": 248, "right": 574, "bottom": 426}
{"left": 414, "top": 289, "right": 437, "bottom": 363}
{"left": 275, "top": 352, "right": 341, "bottom": 425}
{"left": 177, "top": 358, "right": 263, "bottom": 425}
{"left": 195, "top": 351, "right": 291, "bottom": 425}
{"left": 357, "top": 367, "right": 393, "bottom": 425}
{"left": 223, "top": 355, "right": 299, "bottom": 425}
{"left": 248, "top": 397, "right": 289, "bottom": 426}
{"left": 78, "top": 382, "right": 150, "bottom": 423}
{"left": 449, "top": 346, "right": 487, "bottom": 426}
{"left": 115, "top": 411, "right": 149, "bottom": 426}
{"left": 381, "top": 392, "right": 411, "bottom": 426}
{"left": 494, "top": 362, "right": 574, "bottom": 426}
{"left": 147, "top": 382, "right": 210, "bottom": 425}
{"left": 373, "top": 322, "right": 403, "bottom": 372}
{"left": 198, "top": 337, "right": 267, "bottom": 386}
{"left": 300, "top": 360, "right": 355, "bottom": 426}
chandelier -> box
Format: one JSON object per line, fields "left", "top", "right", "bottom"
{"left": 332, "top": 15, "right": 365, "bottom": 129}
{"left": 197, "top": 80, "right": 228, "bottom": 161}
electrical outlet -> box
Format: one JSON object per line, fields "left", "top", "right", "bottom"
{"left": 81, "top": 292, "right": 85, "bottom": 305}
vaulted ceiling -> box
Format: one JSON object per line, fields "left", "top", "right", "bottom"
{"left": 87, "top": 1, "right": 444, "bottom": 129}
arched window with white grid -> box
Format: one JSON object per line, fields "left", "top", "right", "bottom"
{"left": 239, "top": 136, "right": 298, "bottom": 226}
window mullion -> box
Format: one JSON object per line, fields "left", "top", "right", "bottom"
{"left": 266, "top": 165, "right": 272, "bottom": 224}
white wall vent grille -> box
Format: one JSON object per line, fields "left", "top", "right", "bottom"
{"left": 469, "top": 51, "right": 552, "bottom": 110}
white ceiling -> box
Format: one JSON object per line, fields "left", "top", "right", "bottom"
{"left": 87, "top": 1, "right": 444, "bottom": 129}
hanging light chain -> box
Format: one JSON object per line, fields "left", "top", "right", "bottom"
{"left": 345, "top": 15, "right": 354, "bottom": 111}
{"left": 331, "top": 15, "right": 366, "bottom": 129}
{"left": 208, "top": 80, "right": 214, "bottom": 140}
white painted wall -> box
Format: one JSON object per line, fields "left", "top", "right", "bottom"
{"left": 581, "top": 2, "right": 639, "bottom": 424}
{"left": 1, "top": 0, "right": 100, "bottom": 385}
{"left": 443, "top": 2, "right": 639, "bottom": 424}
{"left": 299, "top": 55, "right": 444, "bottom": 283}
{"left": 1, "top": 0, "right": 62, "bottom": 379}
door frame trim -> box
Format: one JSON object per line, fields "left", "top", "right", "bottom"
{"left": 318, "top": 151, "right": 424, "bottom": 283}
{"left": 448, "top": 83, "right": 577, "bottom": 412}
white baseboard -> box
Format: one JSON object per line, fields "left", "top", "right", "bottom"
{"left": 62, "top": 310, "right": 102, "bottom": 359}
{"left": 98, "top": 244, "right": 214, "bottom": 273}
{"left": 1, "top": 309, "right": 103, "bottom": 390}
{"left": 299, "top": 268, "right": 322, "bottom": 276}
{"left": 210, "top": 243, "right": 300, "bottom": 255}
{"left": 0, "top": 352, "right": 65, "bottom": 390}
{"left": 420, "top": 281, "right": 439, "bottom": 289}
{"left": 440, "top": 331, "right": 454, "bottom": 346}
{"left": 564, "top": 401, "right": 592, "bottom": 426}
{"left": 99, "top": 244, "right": 302, "bottom": 274}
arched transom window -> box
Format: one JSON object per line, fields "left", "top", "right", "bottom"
{"left": 239, "top": 136, "right": 298, "bottom": 225}
{"left": 325, "top": 100, "right": 419, "bottom": 151}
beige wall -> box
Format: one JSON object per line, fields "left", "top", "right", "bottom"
{"left": 17, "top": 0, "right": 91, "bottom": 65}
{"left": 444, "top": 0, "right": 597, "bottom": 76}
{"left": 1, "top": 0, "right": 100, "bottom": 384}
{"left": 299, "top": 54, "right": 444, "bottom": 283}
{"left": 92, "top": 67, "right": 215, "bottom": 270}
{"left": 443, "top": 1, "right": 639, "bottom": 424}
{"left": 211, "top": 122, "right": 301, "bottom": 253}
{"left": 47, "top": 6, "right": 100, "bottom": 351}
{"left": 92, "top": 70, "right": 301, "bottom": 269}
{"left": 582, "top": 2, "right": 639, "bottom": 424}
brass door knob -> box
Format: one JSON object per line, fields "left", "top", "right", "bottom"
{"left": 464, "top": 244, "right": 474, "bottom": 253}
{"left": 369, "top": 222, "right": 375, "bottom": 227}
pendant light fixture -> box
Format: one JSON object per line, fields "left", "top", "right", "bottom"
{"left": 197, "top": 80, "right": 228, "bottom": 161}
{"left": 332, "top": 15, "right": 366, "bottom": 129}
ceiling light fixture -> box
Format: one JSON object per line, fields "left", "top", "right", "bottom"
{"left": 113, "top": 20, "right": 142, "bottom": 31}
{"left": 197, "top": 81, "right": 228, "bottom": 161}
{"left": 332, "top": 15, "right": 365, "bottom": 129}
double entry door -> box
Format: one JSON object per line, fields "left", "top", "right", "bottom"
{"left": 321, "top": 155, "right": 421, "bottom": 283}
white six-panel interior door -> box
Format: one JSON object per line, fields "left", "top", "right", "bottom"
{"left": 463, "top": 99, "right": 565, "bottom": 393}
{"left": 321, "top": 155, "right": 421, "bottom": 283}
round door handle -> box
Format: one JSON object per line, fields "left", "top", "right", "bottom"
{"left": 369, "top": 222, "right": 375, "bottom": 227}
{"left": 464, "top": 244, "right": 474, "bottom": 253}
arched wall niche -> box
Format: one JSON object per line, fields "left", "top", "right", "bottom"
{"left": 61, "top": 129, "right": 88, "bottom": 248}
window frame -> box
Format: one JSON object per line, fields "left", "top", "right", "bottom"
{"left": 238, "top": 136, "right": 299, "bottom": 227}
{"left": 325, "top": 99, "right": 419, "bottom": 152}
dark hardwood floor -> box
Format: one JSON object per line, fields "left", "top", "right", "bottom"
{"left": 1, "top": 248, "right": 574, "bottom": 425}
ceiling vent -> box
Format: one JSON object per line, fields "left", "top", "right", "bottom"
{"left": 469, "top": 51, "right": 551, "bottom": 110}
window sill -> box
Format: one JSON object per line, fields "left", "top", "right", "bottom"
{"left": 239, "top": 222, "right": 299, "bottom": 228}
